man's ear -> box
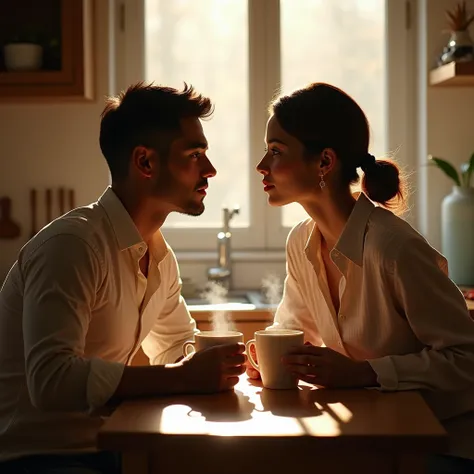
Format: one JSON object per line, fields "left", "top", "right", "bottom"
{"left": 131, "top": 146, "right": 156, "bottom": 178}
{"left": 319, "top": 148, "right": 337, "bottom": 174}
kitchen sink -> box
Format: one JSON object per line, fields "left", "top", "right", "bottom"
{"left": 184, "top": 290, "right": 276, "bottom": 310}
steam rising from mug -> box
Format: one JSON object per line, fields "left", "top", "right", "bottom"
{"left": 261, "top": 273, "right": 297, "bottom": 330}
{"left": 261, "top": 273, "right": 282, "bottom": 307}
{"left": 200, "top": 282, "right": 236, "bottom": 333}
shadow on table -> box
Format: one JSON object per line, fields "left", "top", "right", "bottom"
{"left": 247, "top": 377, "right": 323, "bottom": 418}
{"left": 183, "top": 389, "right": 255, "bottom": 423}
{"left": 257, "top": 385, "right": 323, "bottom": 418}
{"left": 248, "top": 377, "right": 382, "bottom": 429}
{"left": 248, "top": 377, "right": 441, "bottom": 440}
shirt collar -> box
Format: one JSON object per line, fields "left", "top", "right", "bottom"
{"left": 98, "top": 187, "right": 170, "bottom": 263}
{"left": 304, "top": 192, "right": 376, "bottom": 267}
{"left": 150, "top": 231, "right": 169, "bottom": 264}
{"left": 98, "top": 187, "right": 144, "bottom": 251}
{"left": 335, "top": 192, "right": 376, "bottom": 266}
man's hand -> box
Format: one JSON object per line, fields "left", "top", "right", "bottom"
{"left": 181, "top": 343, "right": 247, "bottom": 393}
{"left": 282, "top": 344, "right": 378, "bottom": 388}
{"left": 246, "top": 343, "right": 261, "bottom": 380}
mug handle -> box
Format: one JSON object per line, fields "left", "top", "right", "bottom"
{"left": 245, "top": 339, "right": 259, "bottom": 371}
{"left": 183, "top": 341, "right": 196, "bottom": 357}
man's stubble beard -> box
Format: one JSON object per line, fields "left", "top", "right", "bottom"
{"left": 162, "top": 187, "right": 206, "bottom": 217}
{"left": 177, "top": 198, "right": 205, "bottom": 217}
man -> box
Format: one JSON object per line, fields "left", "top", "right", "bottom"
{"left": 0, "top": 82, "right": 246, "bottom": 473}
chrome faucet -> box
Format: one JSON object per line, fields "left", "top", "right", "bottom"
{"left": 207, "top": 206, "right": 240, "bottom": 290}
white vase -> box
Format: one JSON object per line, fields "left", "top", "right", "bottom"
{"left": 4, "top": 43, "right": 43, "bottom": 71}
{"left": 441, "top": 186, "right": 474, "bottom": 285}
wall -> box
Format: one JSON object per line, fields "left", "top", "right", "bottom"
{"left": 418, "top": 0, "right": 474, "bottom": 249}
{"left": 1, "top": 0, "right": 473, "bottom": 287}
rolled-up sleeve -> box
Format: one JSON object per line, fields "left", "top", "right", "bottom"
{"left": 368, "top": 237, "right": 474, "bottom": 392}
{"left": 22, "top": 235, "right": 125, "bottom": 412}
{"left": 141, "top": 249, "right": 197, "bottom": 365}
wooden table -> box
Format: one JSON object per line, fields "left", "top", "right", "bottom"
{"left": 98, "top": 377, "right": 447, "bottom": 474}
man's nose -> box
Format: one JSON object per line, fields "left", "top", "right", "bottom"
{"left": 202, "top": 156, "right": 217, "bottom": 178}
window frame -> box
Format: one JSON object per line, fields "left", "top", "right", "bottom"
{"left": 111, "top": 0, "right": 415, "bottom": 252}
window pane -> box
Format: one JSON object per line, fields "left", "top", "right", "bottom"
{"left": 144, "top": 0, "right": 249, "bottom": 228}
{"left": 280, "top": 0, "right": 386, "bottom": 228}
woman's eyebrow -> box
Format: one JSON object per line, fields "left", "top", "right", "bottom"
{"left": 266, "top": 138, "right": 287, "bottom": 146}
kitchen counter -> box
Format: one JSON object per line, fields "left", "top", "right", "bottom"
{"left": 188, "top": 299, "right": 474, "bottom": 316}
{"left": 131, "top": 300, "right": 474, "bottom": 366}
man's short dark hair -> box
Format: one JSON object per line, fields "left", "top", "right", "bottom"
{"left": 99, "top": 82, "right": 213, "bottom": 181}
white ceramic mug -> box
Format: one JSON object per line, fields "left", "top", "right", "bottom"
{"left": 246, "top": 329, "right": 304, "bottom": 389}
{"left": 183, "top": 331, "right": 244, "bottom": 356}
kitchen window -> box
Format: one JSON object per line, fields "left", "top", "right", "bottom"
{"left": 113, "top": 0, "right": 414, "bottom": 252}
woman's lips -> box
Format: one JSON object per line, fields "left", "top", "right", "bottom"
{"left": 263, "top": 182, "right": 275, "bottom": 192}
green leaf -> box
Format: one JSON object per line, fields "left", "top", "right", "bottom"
{"left": 464, "top": 153, "right": 474, "bottom": 187}
{"left": 428, "top": 156, "right": 461, "bottom": 186}
{"left": 461, "top": 163, "right": 469, "bottom": 186}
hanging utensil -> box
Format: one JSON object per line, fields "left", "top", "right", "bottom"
{"left": 0, "top": 196, "right": 21, "bottom": 239}
{"left": 69, "top": 189, "right": 75, "bottom": 210}
{"left": 45, "top": 188, "right": 52, "bottom": 224}
{"left": 58, "top": 187, "right": 65, "bottom": 215}
{"left": 30, "top": 188, "right": 37, "bottom": 238}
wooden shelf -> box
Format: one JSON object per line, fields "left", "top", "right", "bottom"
{"left": 429, "top": 61, "right": 474, "bottom": 87}
{"left": 0, "top": 0, "right": 94, "bottom": 101}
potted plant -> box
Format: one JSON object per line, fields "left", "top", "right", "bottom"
{"left": 438, "top": 1, "right": 474, "bottom": 66}
{"left": 3, "top": 31, "right": 43, "bottom": 72}
{"left": 429, "top": 153, "right": 474, "bottom": 285}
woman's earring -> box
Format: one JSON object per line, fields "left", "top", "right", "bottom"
{"left": 319, "top": 171, "right": 326, "bottom": 190}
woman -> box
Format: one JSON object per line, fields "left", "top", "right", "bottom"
{"left": 251, "top": 82, "right": 474, "bottom": 473}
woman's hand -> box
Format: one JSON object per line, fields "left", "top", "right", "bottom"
{"left": 282, "top": 344, "right": 378, "bottom": 388}
{"left": 246, "top": 344, "right": 261, "bottom": 380}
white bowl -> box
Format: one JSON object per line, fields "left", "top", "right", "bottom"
{"left": 4, "top": 43, "right": 43, "bottom": 71}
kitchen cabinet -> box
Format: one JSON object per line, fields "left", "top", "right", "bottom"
{"left": 0, "top": 0, "right": 94, "bottom": 100}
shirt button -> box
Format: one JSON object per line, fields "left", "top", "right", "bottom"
{"left": 333, "top": 250, "right": 339, "bottom": 257}
{"left": 339, "top": 313, "right": 344, "bottom": 320}
{"left": 338, "top": 341, "right": 343, "bottom": 347}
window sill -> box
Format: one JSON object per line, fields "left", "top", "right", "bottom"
{"left": 174, "top": 249, "right": 286, "bottom": 263}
